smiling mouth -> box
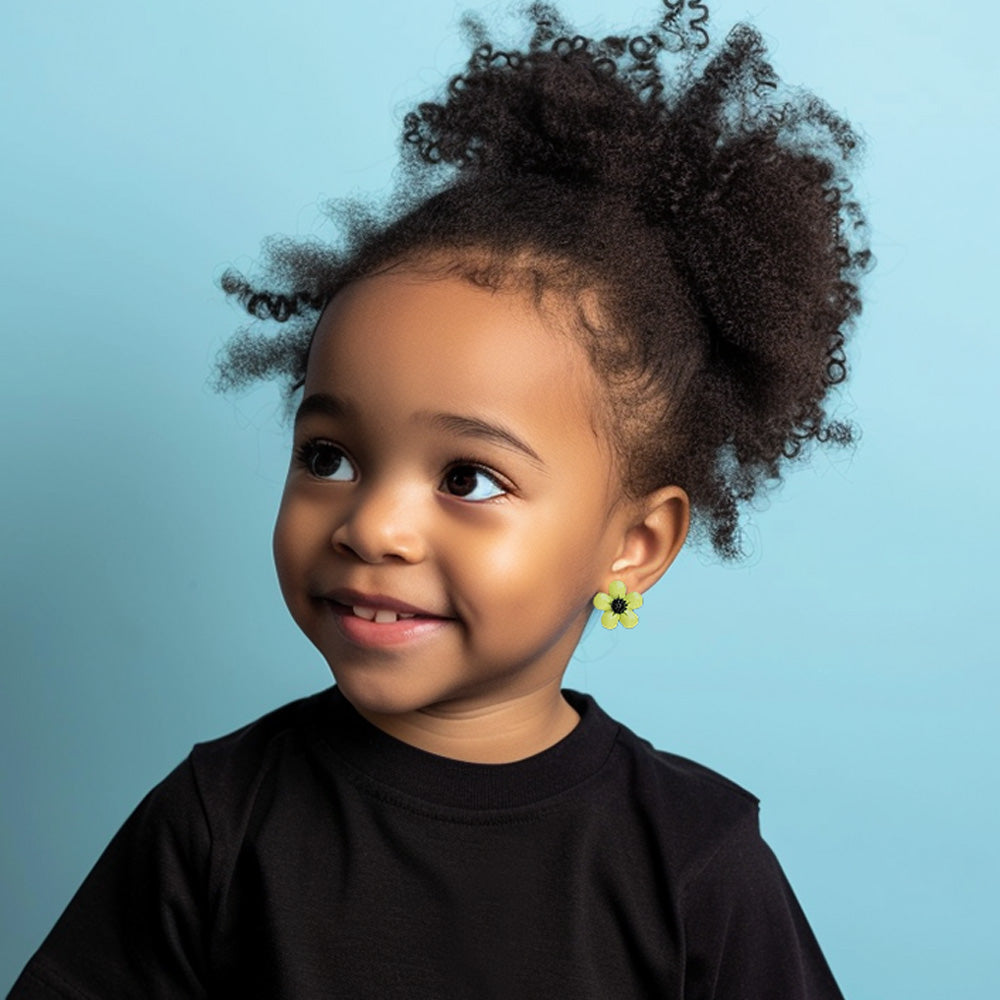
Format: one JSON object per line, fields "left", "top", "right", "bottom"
{"left": 325, "top": 600, "right": 453, "bottom": 648}
{"left": 327, "top": 601, "right": 446, "bottom": 624}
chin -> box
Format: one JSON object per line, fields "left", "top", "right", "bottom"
{"left": 326, "top": 663, "right": 439, "bottom": 717}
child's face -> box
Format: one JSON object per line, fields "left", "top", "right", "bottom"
{"left": 272, "top": 267, "right": 638, "bottom": 747}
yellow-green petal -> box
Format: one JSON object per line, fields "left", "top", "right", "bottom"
{"left": 620, "top": 609, "right": 639, "bottom": 628}
{"left": 609, "top": 580, "right": 627, "bottom": 598}
{"left": 593, "top": 592, "right": 612, "bottom": 611}
{"left": 627, "top": 592, "right": 643, "bottom": 609}
{"left": 600, "top": 610, "right": 619, "bottom": 629}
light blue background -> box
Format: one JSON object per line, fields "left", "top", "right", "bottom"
{"left": 2, "top": 0, "right": 996, "bottom": 995}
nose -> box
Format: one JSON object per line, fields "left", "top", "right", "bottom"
{"left": 329, "top": 480, "right": 426, "bottom": 564}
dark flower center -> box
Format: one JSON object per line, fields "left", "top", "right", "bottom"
{"left": 611, "top": 597, "right": 628, "bottom": 614}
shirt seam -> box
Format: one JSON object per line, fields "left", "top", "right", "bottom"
{"left": 678, "top": 800, "right": 761, "bottom": 903}
{"left": 316, "top": 726, "right": 622, "bottom": 825}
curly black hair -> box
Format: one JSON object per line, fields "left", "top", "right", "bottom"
{"left": 210, "top": 0, "right": 873, "bottom": 560}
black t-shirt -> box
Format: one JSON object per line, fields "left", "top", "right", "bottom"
{"left": 8, "top": 686, "right": 845, "bottom": 999}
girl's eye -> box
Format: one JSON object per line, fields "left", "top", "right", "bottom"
{"left": 293, "top": 440, "right": 510, "bottom": 503}
{"left": 294, "top": 440, "right": 355, "bottom": 481}
{"left": 442, "top": 462, "right": 508, "bottom": 502}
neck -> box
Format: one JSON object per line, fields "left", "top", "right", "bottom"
{"left": 352, "top": 682, "right": 581, "bottom": 764}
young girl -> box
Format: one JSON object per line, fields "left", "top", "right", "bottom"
{"left": 8, "top": 1, "right": 871, "bottom": 996}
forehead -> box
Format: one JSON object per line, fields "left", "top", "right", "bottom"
{"left": 304, "top": 271, "right": 607, "bottom": 460}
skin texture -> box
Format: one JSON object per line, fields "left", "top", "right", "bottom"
{"left": 272, "top": 265, "right": 689, "bottom": 763}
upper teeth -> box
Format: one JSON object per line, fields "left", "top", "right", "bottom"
{"left": 352, "top": 605, "right": 417, "bottom": 623}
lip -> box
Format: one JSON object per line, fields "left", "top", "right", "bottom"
{"left": 325, "top": 600, "right": 453, "bottom": 648}
{"left": 321, "top": 587, "right": 447, "bottom": 618}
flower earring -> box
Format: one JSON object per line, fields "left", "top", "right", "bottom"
{"left": 593, "top": 580, "right": 643, "bottom": 630}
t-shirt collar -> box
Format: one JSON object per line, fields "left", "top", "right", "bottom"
{"left": 315, "top": 685, "right": 619, "bottom": 812}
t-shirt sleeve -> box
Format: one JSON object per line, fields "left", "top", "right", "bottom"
{"left": 681, "top": 806, "right": 845, "bottom": 1000}
{"left": 7, "top": 756, "right": 211, "bottom": 999}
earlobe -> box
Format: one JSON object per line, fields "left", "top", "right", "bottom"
{"left": 609, "top": 485, "right": 690, "bottom": 596}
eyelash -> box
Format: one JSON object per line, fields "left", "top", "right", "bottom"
{"left": 293, "top": 438, "right": 512, "bottom": 502}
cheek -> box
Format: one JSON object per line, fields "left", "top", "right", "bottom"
{"left": 272, "top": 491, "right": 312, "bottom": 585}
{"left": 452, "top": 509, "right": 600, "bottom": 612}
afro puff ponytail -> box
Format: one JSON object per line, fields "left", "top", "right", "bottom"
{"left": 212, "top": 0, "right": 873, "bottom": 559}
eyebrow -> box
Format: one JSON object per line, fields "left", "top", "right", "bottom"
{"left": 293, "top": 391, "right": 546, "bottom": 468}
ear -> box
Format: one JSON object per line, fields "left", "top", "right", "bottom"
{"left": 608, "top": 485, "right": 690, "bottom": 596}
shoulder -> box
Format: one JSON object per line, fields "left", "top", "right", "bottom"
{"left": 609, "top": 707, "right": 759, "bottom": 812}
{"left": 592, "top": 700, "right": 763, "bottom": 884}
{"left": 190, "top": 685, "right": 332, "bottom": 759}
{"left": 185, "top": 686, "right": 333, "bottom": 798}
{"left": 602, "top": 733, "right": 848, "bottom": 999}
{"left": 131, "top": 687, "right": 332, "bottom": 822}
